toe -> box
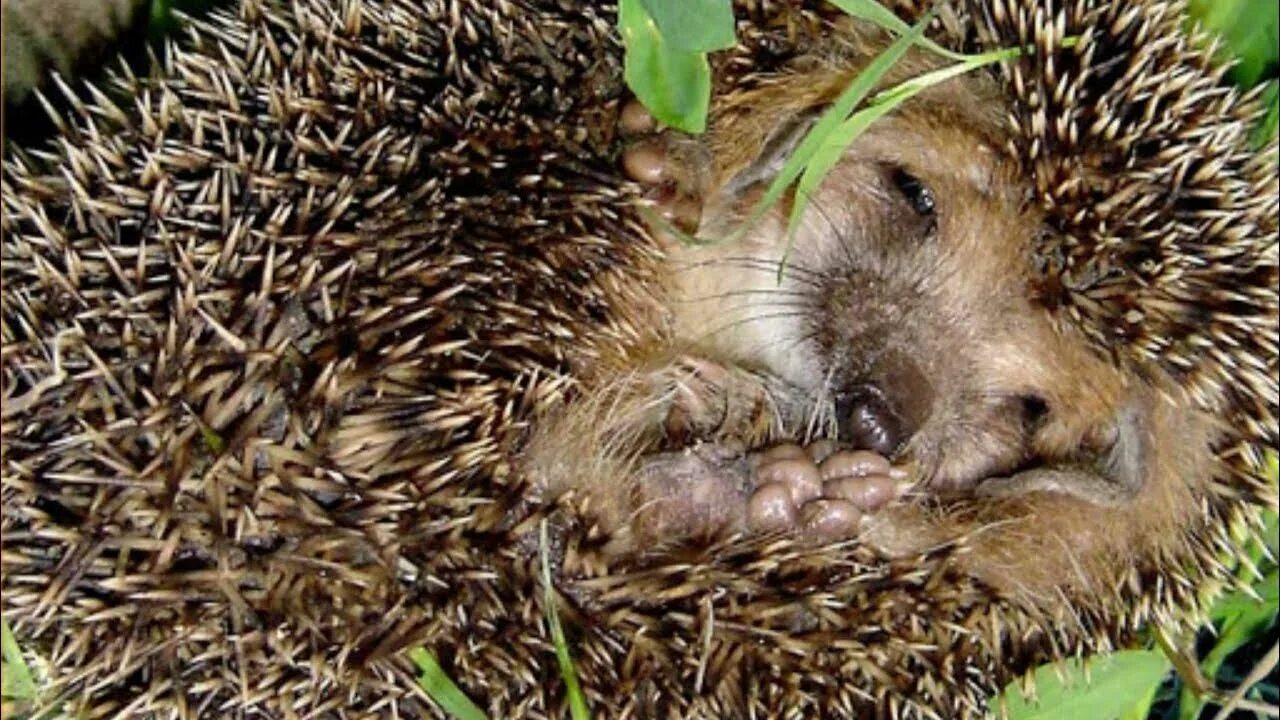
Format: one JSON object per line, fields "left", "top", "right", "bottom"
{"left": 801, "top": 499, "right": 862, "bottom": 540}
{"left": 619, "top": 99, "right": 656, "bottom": 135}
{"left": 819, "top": 450, "right": 891, "bottom": 480}
{"left": 805, "top": 439, "right": 841, "bottom": 464}
{"left": 622, "top": 139, "right": 669, "bottom": 184}
{"left": 757, "top": 457, "right": 823, "bottom": 506}
{"left": 823, "top": 475, "right": 899, "bottom": 512}
{"left": 748, "top": 482, "right": 798, "bottom": 532}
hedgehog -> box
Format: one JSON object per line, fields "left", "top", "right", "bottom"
{"left": 2, "top": 1, "right": 1276, "bottom": 719}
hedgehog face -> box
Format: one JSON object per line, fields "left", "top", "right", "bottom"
{"left": 575, "top": 46, "right": 1199, "bottom": 559}
{"left": 665, "top": 89, "right": 1124, "bottom": 495}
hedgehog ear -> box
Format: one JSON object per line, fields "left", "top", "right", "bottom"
{"left": 1095, "top": 393, "right": 1151, "bottom": 501}
{"left": 722, "top": 109, "right": 822, "bottom": 195}
{"left": 1038, "top": 393, "right": 1153, "bottom": 507}
{"left": 978, "top": 393, "right": 1152, "bottom": 507}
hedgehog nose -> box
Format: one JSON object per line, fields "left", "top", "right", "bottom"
{"left": 835, "top": 384, "right": 909, "bottom": 456}
{"left": 835, "top": 358, "right": 933, "bottom": 457}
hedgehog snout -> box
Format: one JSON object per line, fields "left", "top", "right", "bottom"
{"left": 833, "top": 351, "right": 934, "bottom": 458}
{"left": 835, "top": 385, "right": 906, "bottom": 456}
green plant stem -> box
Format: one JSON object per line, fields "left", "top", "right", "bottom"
{"left": 824, "top": 0, "right": 969, "bottom": 61}
{"left": 409, "top": 648, "right": 487, "bottom": 720}
{"left": 540, "top": 520, "right": 590, "bottom": 720}
{"left": 1, "top": 617, "right": 38, "bottom": 701}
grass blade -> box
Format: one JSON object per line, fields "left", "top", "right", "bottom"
{"left": 871, "top": 45, "right": 1025, "bottom": 104}
{"left": 409, "top": 648, "right": 487, "bottom": 720}
{"left": 778, "top": 40, "right": 1044, "bottom": 273}
{"left": 540, "top": 520, "right": 590, "bottom": 720}
{"left": 824, "top": 0, "right": 967, "bottom": 61}
{"left": 735, "top": 6, "right": 937, "bottom": 241}
{"left": 787, "top": 96, "right": 897, "bottom": 243}
{"left": 791, "top": 43, "right": 1035, "bottom": 232}
{"left": 1, "top": 617, "right": 38, "bottom": 701}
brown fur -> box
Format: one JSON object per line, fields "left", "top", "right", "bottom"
{"left": 523, "top": 21, "right": 1224, "bottom": 610}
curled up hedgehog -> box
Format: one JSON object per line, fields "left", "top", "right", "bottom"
{"left": 2, "top": 0, "right": 1276, "bottom": 717}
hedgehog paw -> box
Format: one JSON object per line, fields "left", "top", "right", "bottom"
{"left": 619, "top": 99, "right": 705, "bottom": 242}
{"left": 630, "top": 440, "right": 908, "bottom": 546}
{"left": 663, "top": 356, "right": 780, "bottom": 446}
{"left": 748, "top": 443, "right": 909, "bottom": 541}
{"left": 630, "top": 443, "right": 755, "bottom": 543}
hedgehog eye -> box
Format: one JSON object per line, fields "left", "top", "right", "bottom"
{"left": 891, "top": 168, "right": 936, "bottom": 217}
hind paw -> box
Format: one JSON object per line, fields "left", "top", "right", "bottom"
{"left": 630, "top": 440, "right": 911, "bottom": 546}
{"left": 618, "top": 99, "right": 708, "bottom": 243}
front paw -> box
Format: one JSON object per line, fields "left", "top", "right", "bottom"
{"left": 661, "top": 357, "right": 790, "bottom": 448}
{"left": 748, "top": 443, "right": 910, "bottom": 540}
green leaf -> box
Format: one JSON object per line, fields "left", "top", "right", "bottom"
{"left": 1189, "top": 0, "right": 1279, "bottom": 87}
{"left": 1, "top": 617, "right": 38, "bottom": 701}
{"left": 540, "top": 520, "right": 589, "bottom": 720}
{"left": 1234, "top": 466, "right": 1278, "bottom": 587}
{"left": 1187, "top": 0, "right": 1279, "bottom": 145}
{"left": 1212, "top": 569, "right": 1280, "bottom": 624}
{"left": 997, "top": 650, "right": 1170, "bottom": 720}
{"left": 1181, "top": 596, "right": 1277, "bottom": 719}
{"left": 1117, "top": 663, "right": 1165, "bottom": 720}
{"left": 409, "top": 648, "right": 488, "bottom": 720}
{"left": 1203, "top": 575, "right": 1277, "bottom": 680}
{"left": 638, "top": 0, "right": 736, "bottom": 52}
{"left": 1180, "top": 463, "right": 1279, "bottom": 720}
{"left": 1261, "top": 83, "right": 1280, "bottom": 147}
{"left": 619, "top": 0, "right": 713, "bottom": 133}
{"left": 148, "top": 0, "right": 180, "bottom": 40}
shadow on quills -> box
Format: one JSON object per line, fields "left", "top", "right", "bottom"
{"left": 1, "top": 0, "right": 1276, "bottom": 717}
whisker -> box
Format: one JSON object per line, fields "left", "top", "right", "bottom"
{"left": 794, "top": 186, "right": 862, "bottom": 272}
{"left": 743, "top": 327, "right": 816, "bottom": 353}
{"left": 675, "top": 298, "right": 815, "bottom": 328}
{"left": 693, "top": 311, "right": 812, "bottom": 344}
{"left": 692, "top": 299, "right": 814, "bottom": 315}
{"left": 672, "top": 288, "right": 811, "bottom": 304}
{"left": 680, "top": 251, "right": 826, "bottom": 274}
{"left": 670, "top": 255, "right": 825, "bottom": 285}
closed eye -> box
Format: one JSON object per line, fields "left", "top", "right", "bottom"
{"left": 1020, "top": 394, "right": 1049, "bottom": 430}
